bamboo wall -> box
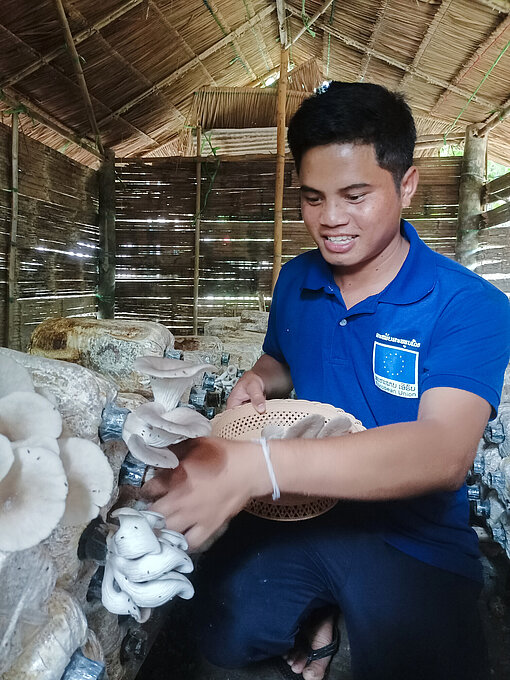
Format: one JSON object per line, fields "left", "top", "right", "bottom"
{"left": 115, "top": 155, "right": 461, "bottom": 335}
{"left": 0, "top": 123, "right": 98, "bottom": 350}
{"left": 477, "top": 172, "right": 510, "bottom": 297}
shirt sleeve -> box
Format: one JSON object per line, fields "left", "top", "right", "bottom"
{"left": 420, "top": 282, "right": 510, "bottom": 417}
{"left": 262, "top": 274, "right": 287, "bottom": 364}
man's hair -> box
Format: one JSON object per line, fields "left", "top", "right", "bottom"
{"left": 287, "top": 82, "right": 416, "bottom": 187}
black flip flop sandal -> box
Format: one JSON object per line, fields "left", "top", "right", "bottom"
{"left": 275, "top": 626, "right": 340, "bottom": 680}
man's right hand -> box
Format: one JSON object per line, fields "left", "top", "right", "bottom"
{"left": 226, "top": 369, "right": 266, "bottom": 413}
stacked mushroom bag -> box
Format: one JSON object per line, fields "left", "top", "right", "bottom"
{"left": 29, "top": 316, "right": 174, "bottom": 397}
{"left": 0, "top": 355, "right": 113, "bottom": 679}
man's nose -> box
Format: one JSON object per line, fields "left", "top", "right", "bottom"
{"left": 320, "top": 200, "right": 349, "bottom": 227}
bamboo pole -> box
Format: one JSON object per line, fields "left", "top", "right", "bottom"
{"left": 272, "top": 45, "right": 288, "bottom": 293}
{"left": 290, "top": 0, "right": 335, "bottom": 47}
{"left": 6, "top": 113, "right": 19, "bottom": 349}
{"left": 97, "top": 150, "right": 116, "bottom": 318}
{"left": 456, "top": 125, "right": 487, "bottom": 267}
{"left": 53, "top": 0, "right": 105, "bottom": 155}
{"left": 193, "top": 126, "right": 202, "bottom": 335}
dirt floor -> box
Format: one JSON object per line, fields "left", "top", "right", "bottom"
{"left": 135, "top": 542, "right": 510, "bottom": 680}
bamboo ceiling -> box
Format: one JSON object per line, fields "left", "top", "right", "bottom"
{"left": 1, "top": 0, "right": 510, "bottom": 169}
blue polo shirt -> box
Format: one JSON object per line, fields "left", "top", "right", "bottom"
{"left": 263, "top": 220, "right": 510, "bottom": 582}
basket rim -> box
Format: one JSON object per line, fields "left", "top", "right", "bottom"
{"left": 211, "top": 398, "right": 365, "bottom": 434}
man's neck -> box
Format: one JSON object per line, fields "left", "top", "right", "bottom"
{"left": 333, "top": 235, "right": 410, "bottom": 310}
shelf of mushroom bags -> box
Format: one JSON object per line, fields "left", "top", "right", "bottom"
{"left": 0, "top": 351, "right": 222, "bottom": 680}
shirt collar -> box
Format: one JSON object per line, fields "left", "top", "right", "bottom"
{"left": 301, "top": 220, "right": 437, "bottom": 304}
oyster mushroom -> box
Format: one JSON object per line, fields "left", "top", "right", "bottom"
{"left": 127, "top": 434, "right": 180, "bottom": 469}
{"left": 0, "top": 434, "right": 14, "bottom": 482}
{"left": 109, "top": 508, "right": 161, "bottom": 558}
{"left": 134, "top": 356, "right": 211, "bottom": 412}
{"left": 101, "top": 562, "right": 150, "bottom": 623}
{"left": 58, "top": 438, "right": 114, "bottom": 526}
{"left": 0, "top": 441, "right": 68, "bottom": 551}
{"left": 111, "top": 541, "right": 193, "bottom": 582}
{"left": 136, "top": 403, "right": 212, "bottom": 440}
{"left": 0, "top": 391, "right": 62, "bottom": 441}
{"left": 317, "top": 414, "right": 355, "bottom": 438}
{"left": 111, "top": 568, "right": 194, "bottom": 607}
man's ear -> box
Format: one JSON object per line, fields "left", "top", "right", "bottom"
{"left": 400, "top": 165, "right": 419, "bottom": 208}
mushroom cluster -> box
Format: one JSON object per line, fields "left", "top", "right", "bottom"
{"left": 261, "top": 412, "right": 357, "bottom": 440}
{"left": 0, "top": 356, "right": 114, "bottom": 552}
{"left": 122, "top": 356, "right": 213, "bottom": 468}
{"left": 102, "top": 507, "right": 193, "bottom": 623}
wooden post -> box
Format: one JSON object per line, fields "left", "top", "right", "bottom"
{"left": 456, "top": 125, "right": 487, "bottom": 267}
{"left": 193, "top": 126, "right": 202, "bottom": 335}
{"left": 6, "top": 112, "right": 19, "bottom": 348}
{"left": 97, "top": 149, "right": 116, "bottom": 319}
{"left": 272, "top": 45, "right": 288, "bottom": 293}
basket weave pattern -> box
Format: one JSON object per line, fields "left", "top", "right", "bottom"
{"left": 211, "top": 399, "right": 364, "bottom": 521}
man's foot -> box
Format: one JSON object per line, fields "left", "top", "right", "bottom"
{"left": 284, "top": 615, "right": 337, "bottom": 680}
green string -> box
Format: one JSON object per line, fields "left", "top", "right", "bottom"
{"left": 301, "top": 0, "right": 316, "bottom": 38}
{"left": 202, "top": 0, "right": 250, "bottom": 74}
{"left": 443, "top": 38, "right": 510, "bottom": 144}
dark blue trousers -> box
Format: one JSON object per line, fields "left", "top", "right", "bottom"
{"left": 193, "top": 504, "right": 488, "bottom": 680}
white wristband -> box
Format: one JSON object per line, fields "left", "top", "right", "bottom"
{"left": 258, "top": 437, "right": 281, "bottom": 501}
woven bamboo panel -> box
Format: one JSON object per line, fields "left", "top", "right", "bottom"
{"left": 0, "top": 123, "right": 98, "bottom": 349}
{"left": 115, "top": 155, "right": 461, "bottom": 334}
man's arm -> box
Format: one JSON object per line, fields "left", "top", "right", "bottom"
{"left": 146, "top": 386, "right": 490, "bottom": 549}
{"left": 226, "top": 353, "right": 293, "bottom": 413}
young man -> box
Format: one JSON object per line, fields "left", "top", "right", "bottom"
{"left": 146, "top": 83, "right": 510, "bottom": 680}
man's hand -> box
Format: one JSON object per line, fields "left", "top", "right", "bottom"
{"left": 141, "top": 437, "right": 268, "bottom": 551}
{"left": 227, "top": 370, "right": 266, "bottom": 413}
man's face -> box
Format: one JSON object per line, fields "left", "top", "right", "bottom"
{"left": 299, "top": 143, "right": 417, "bottom": 274}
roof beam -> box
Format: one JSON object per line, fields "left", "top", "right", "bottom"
{"left": 276, "top": 0, "right": 288, "bottom": 48}
{"left": 53, "top": 0, "right": 104, "bottom": 154}
{"left": 475, "top": 94, "right": 510, "bottom": 135}
{"left": 430, "top": 14, "right": 510, "bottom": 115}
{"left": 399, "top": 0, "right": 454, "bottom": 90}
{"left": 97, "top": 4, "right": 276, "bottom": 127}
{"left": 290, "top": 0, "right": 334, "bottom": 47}
{"left": 1, "top": 0, "right": 144, "bottom": 89}
{"left": 148, "top": 0, "right": 217, "bottom": 87}
{"left": 286, "top": 8, "right": 498, "bottom": 109}
{"left": 0, "top": 89, "right": 104, "bottom": 160}
{"left": 358, "top": 0, "right": 391, "bottom": 81}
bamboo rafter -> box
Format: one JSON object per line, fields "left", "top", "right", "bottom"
{"left": 476, "top": 94, "right": 510, "bottom": 134}
{"left": 0, "top": 21, "right": 160, "bottom": 150}
{"left": 0, "top": 88, "right": 104, "bottom": 159}
{"left": 276, "top": 0, "right": 288, "bottom": 47}
{"left": 147, "top": 0, "right": 217, "bottom": 87}
{"left": 290, "top": 0, "right": 335, "bottom": 47}
{"left": 96, "top": 4, "right": 276, "bottom": 127}
{"left": 205, "top": 0, "right": 258, "bottom": 80}
{"left": 289, "top": 10, "right": 499, "bottom": 110}
{"left": 399, "top": 0, "right": 455, "bottom": 90}
{"left": 358, "top": 0, "right": 391, "bottom": 81}
{"left": 431, "top": 14, "right": 510, "bottom": 116}
{"left": 1, "top": 0, "right": 144, "bottom": 89}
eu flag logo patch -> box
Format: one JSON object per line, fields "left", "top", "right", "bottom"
{"left": 373, "top": 341, "right": 419, "bottom": 398}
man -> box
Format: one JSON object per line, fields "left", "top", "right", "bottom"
{"left": 145, "top": 82, "right": 510, "bottom": 680}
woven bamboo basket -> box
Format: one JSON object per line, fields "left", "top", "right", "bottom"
{"left": 211, "top": 399, "right": 365, "bottom": 521}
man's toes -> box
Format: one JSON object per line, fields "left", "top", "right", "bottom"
{"left": 302, "top": 660, "right": 329, "bottom": 680}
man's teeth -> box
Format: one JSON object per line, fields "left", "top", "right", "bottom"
{"left": 328, "top": 236, "right": 355, "bottom": 242}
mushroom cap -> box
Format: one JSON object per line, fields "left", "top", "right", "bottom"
{"left": 111, "top": 567, "right": 194, "bottom": 607}
{"left": 123, "top": 408, "right": 183, "bottom": 448}
{"left": 0, "top": 442, "right": 68, "bottom": 551}
{"left": 317, "top": 414, "right": 354, "bottom": 438}
{"left": 0, "top": 391, "right": 62, "bottom": 441}
{"left": 127, "top": 434, "right": 179, "bottom": 469}
{"left": 134, "top": 356, "right": 211, "bottom": 379}
{"left": 111, "top": 541, "right": 193, "bottom": 582}
{"left": 135, "top": 403, "right": 211, "bottom": 440}
{"left": 158, "top": 529, "right": 189, "bottom": 551}
{"left": 109, "top": 509, "right": 161, "bottom": 558}
{"left": 101, "top": 562, "right": 150, "bottom": 622}
{"left": 0, "top": 355, "right": 35, "bottom": 398}
{"left": 0, "top": 434, "right": 14, "bottom": 482}
{"left": 285, "top": 414, "right": 325, "bottom": 439}
{"left": 58, "top": 438, "right": 114, "bottom": 526}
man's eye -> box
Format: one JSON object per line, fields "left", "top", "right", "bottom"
{"left": 305, "top": 195, "right": 320, "bottom": 203}
{"left": 347, "top": 194, "right": 364, "bottom": 202}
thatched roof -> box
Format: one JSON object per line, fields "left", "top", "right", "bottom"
{"left": 1, "top": 0, "right": 510, "bottom": 168}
